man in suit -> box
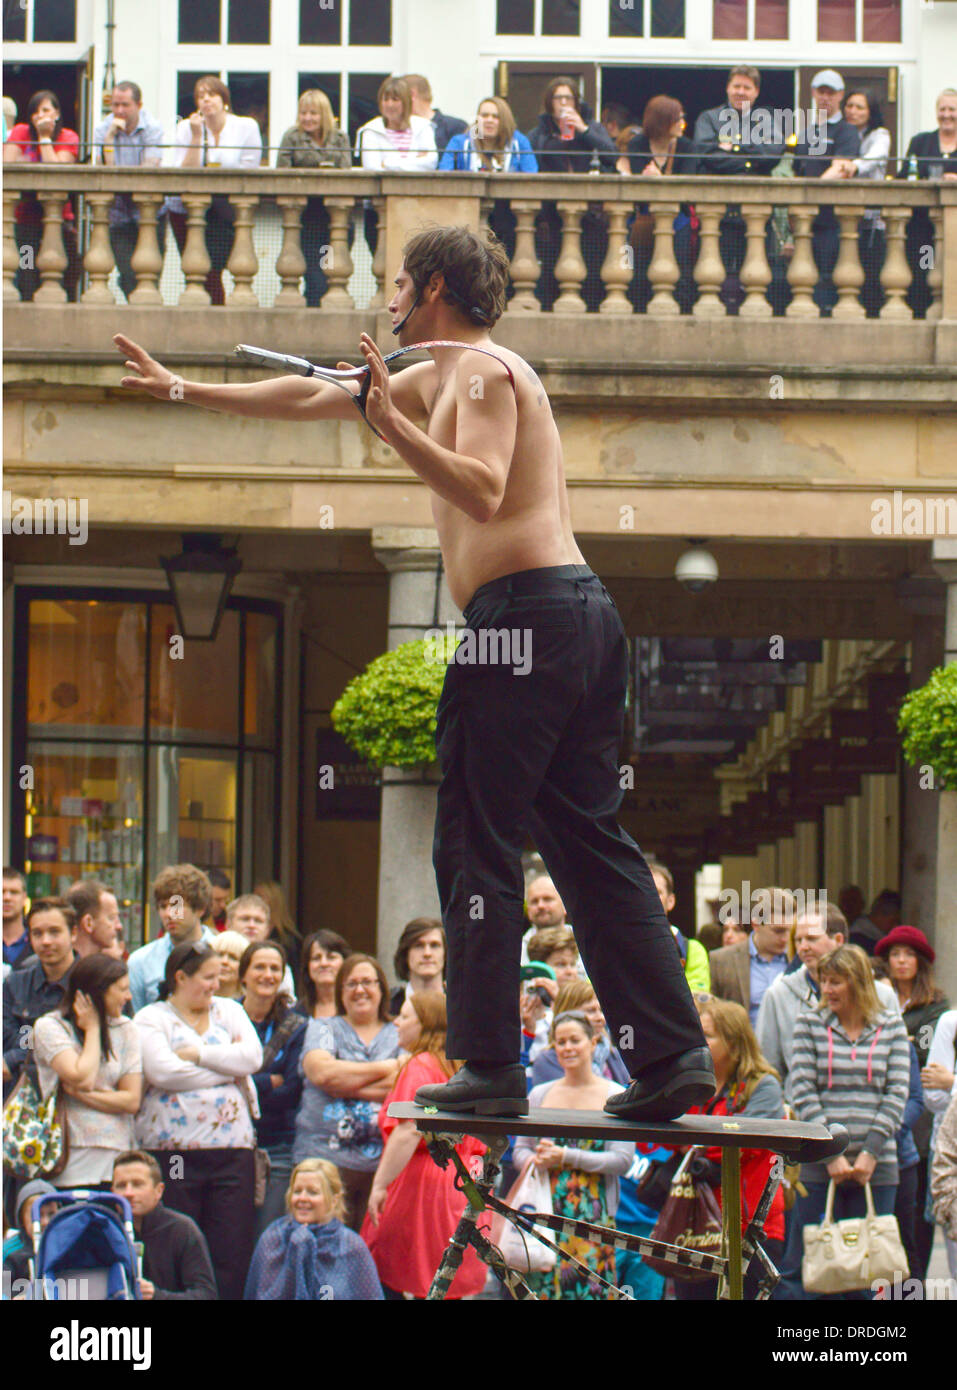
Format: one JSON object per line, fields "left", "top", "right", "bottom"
{"left": 710, "top": 886, "right": 796, "bottom": 1023}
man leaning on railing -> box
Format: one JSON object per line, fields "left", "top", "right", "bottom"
{"left": 90, "top": 81, "right": 163, "bottom": 302}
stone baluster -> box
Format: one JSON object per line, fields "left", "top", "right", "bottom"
{"left": 33, "top": 194, "right": 68, "bottom": 303}
{"left": 739, "top": 202, "right": 772, "bottom": 318}
{"left": 879, "top": 205, "right": 913, "bottom": 321}
{"left": 368, "top": 196, "right": 386, "bottom": 308}
{"left": 832, "top": 207, "right": 865, "bottom": 319}
{"left": 599, "top": 202, "right": 632, "bottom": 315}
{"left": 506, "top": 199, "right": 541, "bottom": 312}
{"left": 646, "top": 200, "right": 680, "bottom": 317}
{"left": 3, "top": 188, "right": 21, "bottom": 300}
{"left": 692, "top": 204, "right": 725, "bottom": 318}
{"left": 926, "top": 205, "right": 943, "bottom": 321}
{"left": 128, "top": 194, "right": 165, "bottom": 304}
{"left": 323, "top": 197, "right": 356, "bottom": 308}
{"left": 785, "top": 206, "right": 818, "bottom": 318}
{"left": 80, "top": 192, "right": 116, "bottom": 303}
{"left": 552, "top": 200, "right": 587, "bottom": 313}
{"left": 226, "top": 196, "right": 259, "bottom": 305}
{"left": 274, "top": 196, "right": 307, "bottom": 306}
{"left": 177, "top": 193, "right": 211, "bottom": 305}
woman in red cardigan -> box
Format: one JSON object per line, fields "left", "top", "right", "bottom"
{"left": 672, "top": 995, "right": 786, "bottom": 1300}
{"left": 3, "top": 89, "right": 82, "bottom": 300}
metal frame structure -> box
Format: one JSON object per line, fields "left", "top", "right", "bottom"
{"left": 390, "top": 1103, "right": 848, "bottom": 1301}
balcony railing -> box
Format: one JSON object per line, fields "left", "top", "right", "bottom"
{"left": 3, "top": 167, "right": 954, "bottom": 324}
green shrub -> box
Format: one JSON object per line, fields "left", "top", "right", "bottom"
{"left": 897, "top": 663, "right": 957, "bottom": 790}
{"left": 331, "top": 634, "right": 459, "bottom": 769}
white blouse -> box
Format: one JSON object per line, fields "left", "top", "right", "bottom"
{"left": 134, "top": 997, "right": 263, "bottom": 1150}
{"left": 168, "top": 111, "right": 263, "bottom": 168}
{"left": 852, "top": 126, "right": 891, "bottom": 181}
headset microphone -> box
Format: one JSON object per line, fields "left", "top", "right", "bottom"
{"left": 391, "top": 294, "right": 421, "bottom": 336}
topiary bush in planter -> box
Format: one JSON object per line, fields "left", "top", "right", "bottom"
{"left": 331, "top": 634, "right": 460, "bottom": 770}
{"left": 897, "top": 663, "right": 957, "bottom": 791}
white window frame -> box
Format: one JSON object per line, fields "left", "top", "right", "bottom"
{"left": 4, "top": 0, "right": 88, "bottom": 53}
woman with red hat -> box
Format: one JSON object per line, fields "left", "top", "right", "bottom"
{"left": 876, "top": 924, "right": 950, "bottom": 1284}
{"left": 875, "top": 926, "right": 949, "bottom": 1068}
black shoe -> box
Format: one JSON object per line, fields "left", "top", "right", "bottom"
{"left": 415, "top": 1063, "right": 529, "bottom": 1116}
{"left": 604, "top": 1047, "right": 715, "bottom": 1122}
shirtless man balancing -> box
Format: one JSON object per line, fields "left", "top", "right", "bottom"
{"left": 114, "top": 224, "right": 712, "bottom": 1121}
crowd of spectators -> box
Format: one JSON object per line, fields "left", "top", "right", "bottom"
{"left": 4, "top": 69, "right": 955, "bottom": 313}
{"left": 3, "top": 858, "right": 954, "bottom": 1301}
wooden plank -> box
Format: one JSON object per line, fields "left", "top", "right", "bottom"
{"left": 389, "top": 1104, "right": 847, "bottom": 1163}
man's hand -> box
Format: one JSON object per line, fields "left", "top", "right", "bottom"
{"left": 827, "top": 1154, "right": 854, "bottom": 1184}
{"left": 850, "top": 1151, "right": 877, "bottom": 1185}
{"left": 114, "top": 334, "right": 181, "bottom": 400}
{"left": 138, "top": 1278, "right": 155, "bottom": 1300}
{"left": 358, "top": 333, "right": 394, "bottom": 435}
{"left": 520, "top": 991, "right": 544, "bottom": 1032}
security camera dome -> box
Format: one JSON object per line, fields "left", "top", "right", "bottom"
{"left": 675, "top": 546, "right": 719, "bottom": 592}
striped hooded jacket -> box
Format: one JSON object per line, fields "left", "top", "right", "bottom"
{"left": 789, "top": 1007, "right": 910, "bottom": 1185}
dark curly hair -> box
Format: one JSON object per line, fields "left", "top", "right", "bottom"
{"left": 401, "top": 224, "right": 509, "bottom": 328}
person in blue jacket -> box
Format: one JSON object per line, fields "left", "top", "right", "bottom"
{"left": 439, "top": 97, "right": 536, "bottom": 271}
{"left": 439, "top": 97, "right": 538, "bottom": 173}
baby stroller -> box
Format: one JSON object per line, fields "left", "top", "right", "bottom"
{"left": 29, "top": 1191, "right": 141, "bottom": 1300}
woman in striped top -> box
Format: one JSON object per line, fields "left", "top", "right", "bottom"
{"left": 786, "top": 944, "right": 910, "bottom": 1298}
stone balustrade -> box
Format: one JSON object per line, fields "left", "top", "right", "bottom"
{"left": 3, "top": 166, "right": 954, "bottom": 327}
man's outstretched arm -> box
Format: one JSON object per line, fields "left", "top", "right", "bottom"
{"left": 113, "top": 333, "right": 361, "bottom": 422}
{"left": 359, "top": 334, "right": 516, "bottom": 524}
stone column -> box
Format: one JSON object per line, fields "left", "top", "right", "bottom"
{"left": 371, "top": 527, "right": 461, "bottom": 978}
{"left": 899, "top": 587, "right": 946, "bottom": 937}
{"left": 931, "top": 540, "right": 957, "bottom": 1001}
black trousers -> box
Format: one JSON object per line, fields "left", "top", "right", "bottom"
{"left": 433, "top": 565, "right": 705, "bottom": 1071}
{"left": 150, "top": 1147, "right": 255, "bottom": 1300}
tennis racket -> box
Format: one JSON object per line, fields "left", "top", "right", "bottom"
{"left": 234, "top": 340, "right": 516, "bottom": 440}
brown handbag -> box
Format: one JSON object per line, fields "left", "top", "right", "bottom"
{"left": 643, "top": 1148, "right": 724, "bottom": 1281}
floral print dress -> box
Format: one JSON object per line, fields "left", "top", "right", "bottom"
{"left": 526, "top": 1136, "right": 617, "bottom": 1301}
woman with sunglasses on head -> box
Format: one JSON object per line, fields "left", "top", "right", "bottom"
{"left": 294, "top": 953, "right": 400, "bottom": 1232}
{"left": 513, "top": 1010, "right": 634, "bottom": 1299}
{"left": 33, "top": 954, "right": 142, "bottom": 1190}
{"left": 133, "top": 941, "right": 263, "bottom": 1299}
{"left": 240, "top": 940, "right": 306, "bottom": 1235}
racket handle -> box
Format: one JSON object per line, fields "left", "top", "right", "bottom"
{"left": 234, "top": 344, "right": 318, "bottom": 376}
